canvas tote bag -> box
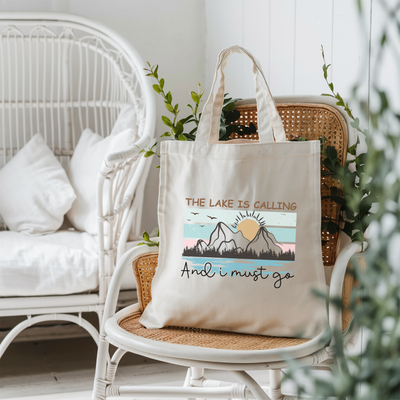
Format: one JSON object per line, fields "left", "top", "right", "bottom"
{"left": 140, "top": 45, "right": 328, "bottom": 339}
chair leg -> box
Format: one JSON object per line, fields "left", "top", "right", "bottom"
{"left": 0, "top": 313, "right": 99, "bottom": 359}
{"left": 97, "top": 310, "right": 104, "bottom": 330}
{"left": 183, "top": 368, "right": 195, "bottom": 400}
{"left": 106, "top": 348, "right": 126, "bottom": 384}
{"left": 92, "top": 338, "right": 111, "bottom": 400}
{"left": 269, "top": 369, "right": 283, "bottom": 400}
{"left": 191, "top": 367, "right": 205, "bottom": 382}
{"left": 183, "top": 367, "right": 206, "bottom": 400}
{"left": 233, "top": 371, "right": 271, "bottom": 400}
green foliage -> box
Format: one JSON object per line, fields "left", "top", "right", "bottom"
{"left": 140, "top": 63, "right": 248, "bottom": 162}
{"left": 287, "top": 3, "right": 400, "bottom": 398}
{"left": 320, "top": 45, "right": 374, "bottom": 244}
{"left": 321, "top": 46, "right": 357, "bottom": 124}
{"left": 137, "top": 230, "right": 159, "bottom": 247}
{"left": 219, "top": 94, "right": 257, "bottom": 141}
{"left": 144, "top": 62, "right": 204, "bottom": 143}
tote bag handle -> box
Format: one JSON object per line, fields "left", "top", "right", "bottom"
{"left": 196, "top": 45, "right": 286, "bottom": 144}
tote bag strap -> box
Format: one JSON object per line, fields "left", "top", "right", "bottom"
{"left": 196, "top": 45, "right": 286, "bottom": 145}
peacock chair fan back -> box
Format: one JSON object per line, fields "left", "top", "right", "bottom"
{"left": 0, "top": 13, "right": 156, "bottom": 301}
{"left": 0, "top": 13, "right": 153, "bottom": 168}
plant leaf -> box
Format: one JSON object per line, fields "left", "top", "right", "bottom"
{"left": 173, "top": 121, "right": 184, "bottom": 135}
{"left": 152, "top": 84, "right": 162, "bottom": 94}
{"left": 327, "top": 221, "right": 340, "bottom": 234}
{"left": 191, "top": 91, "right": 200, "bottom": 103}
{"left": 326, "top": 145, "right": 338, "bottom": 162}
{"left": 164, "top": 102, "right": 174, "bottom": 113}
{"left": 161, "top": 116, "right": 173, "bottom": 127}
{"left": 143, "top": 231, "right": 150, "bottom": 241}
{"left": 179, "top": 116, "right": 193, "bottom": 124}
{"left": 223, "top": 102, "right": 236, "bottom": 112}
{"left": 350, "top": 117, "right": 360, "bottom": 129}
{"left": 144, "top": 150, "right": 154, "bottom": 158}
{"left": 225, "top": 109, "right": 241, "bottom": 124}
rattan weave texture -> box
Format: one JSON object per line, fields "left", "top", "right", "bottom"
{"left": 341, "top": 255, "right": 366, "bottom": 331}
{"left": 231, "top": 103, "right": 348, "bottom": 267}
{"left": 342, "top": 271, "right": 354, "bottom": 332}
{"left": 119, "top": 311, "right": 309, "bottom": 351}
{"left": 132, "top": 252, "right": 159, "bottom": 313}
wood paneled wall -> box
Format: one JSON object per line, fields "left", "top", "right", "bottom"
{"left": 205, "top": 0, "right": 375, "bottom": 102}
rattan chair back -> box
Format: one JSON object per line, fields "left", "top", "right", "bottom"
{"left": 232, "top": 103, "right": 348, "bottom": 267}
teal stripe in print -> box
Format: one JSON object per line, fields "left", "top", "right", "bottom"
{"left": 183, "top": 224, "right": 296, "bottom": 244}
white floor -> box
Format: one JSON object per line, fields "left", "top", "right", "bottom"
{"left": 0, "top": 334, "right": 331, "bottom": 399}
{"left": 0, "top": 335, "right": 185, "bottom": 399}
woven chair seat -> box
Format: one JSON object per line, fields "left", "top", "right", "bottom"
{"left": 119, "top": 311, "right": 309, "bottom": 351}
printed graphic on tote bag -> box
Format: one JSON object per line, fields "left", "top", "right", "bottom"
{"left": 181, "top": 208, "right": 297, "bottom": 286}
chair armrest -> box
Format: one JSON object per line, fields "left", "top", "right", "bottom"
{"left": 96, "top": 135, "right": 154, "bottom": 302}
{"left": 101, "top": 245, "right": 158, "bottom": 333}
{"left": 116, "top": 148, "right": 155, "bottom": 260}
{"left": 101, "top": 134, "right": 152, "bottom": 174}
{"left": 328, "top": 241, "right": 363, "bottom": 340}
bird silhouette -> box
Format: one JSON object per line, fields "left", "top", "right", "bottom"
{"left": 207, "top": 215, "right": 217, "bottom": 220}
{"left": 191, "top": 212, "right": 199, "bottom": 215}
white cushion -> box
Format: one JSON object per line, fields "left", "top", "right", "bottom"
{"left": 0, "top": 134, "right": 76, "bottom": 235}
{"left": 110, "top": 104, "right": 138, "bottom": 136}
{"left": 0, "top": 230, "right": 98, "bottom": 296}
{"left": 66, "top": 128, "right": 138, "bottom": 235}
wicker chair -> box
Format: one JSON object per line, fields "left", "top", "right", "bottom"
{"left": 92, "top": 97, "right": 363, "bottom": 400}
{"left": 0, "top": 13, "right": 155, "bottom": 358}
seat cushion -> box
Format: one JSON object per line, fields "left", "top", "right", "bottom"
{"left": 119, "top": 311, "right": 309, "bottom": 351}
{"left": 0, "top": 230, "right": 98, "bottom": 297}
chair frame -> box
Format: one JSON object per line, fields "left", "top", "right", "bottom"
{"left": 0, "top": 12, "right": 155, "bottom": 357}
{"left": 93, "top": 242, "right": 362, "bottom": 400}
{"left": 92, "top": 96, "right": 364, "bottom": 400}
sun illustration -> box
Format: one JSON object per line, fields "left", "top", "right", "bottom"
{"left": 232, "top": 211, "right": 266, "bottom": 241}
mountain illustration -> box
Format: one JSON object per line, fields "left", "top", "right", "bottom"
{"left": 183, "top": 221, "right": 294, "bottom": 261}
{"left": 208, "top": 222, "right": 249, "bottom": 252}
{"left": 246, "top": 227, "right": 283, "bottom": 257}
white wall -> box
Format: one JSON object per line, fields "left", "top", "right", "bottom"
{"left": 0, "top": 0, "right": 206, "bottom": 234}
{"left": 205, "top": 0, "right": 371, "bottom": 100}
{"left": 204, "top": 0, "right": 399, "bottom": 155}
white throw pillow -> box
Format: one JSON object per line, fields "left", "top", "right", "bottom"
{"left": 0, "top": 134, "right": 76, "bottom": 235}
{"left": 110, "top": 104, "right": 138, "bottom": 136}
{"left": 66, "top": 128, "right": 138, "bottom": 235}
